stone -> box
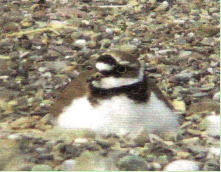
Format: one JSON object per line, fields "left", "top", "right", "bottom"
{"left": 105, "top": 28, "right": 113, "bottom": 35}
{"left": 74, "top": 138, "right": 88, "bottom": 144}
{"left": 74, "top": 39, "right": 87, "bottom": 49}
{"left": 172, "top": 100, "right": 186, "bottom": 111}
{"left": 174, "top": 72, "right": 193, "bottom": 82}
{"left": 165, "top": 160, "right": 200, "bottom": 171}
{"left": 208, "top": 147, "right": 220, "bottom": 157}
{"left": 213, "top": 92, "right": 220, "bottom": 101}
{"left": 205, "top": 115, "right": 220, "bottom": 137}
{"left": 201, "top": 38, "right": 215, "bottom": 46}
{"left": 61, "top": 159, "right": 76, "bottom": 171}
{"left": 117, "top": 155, "right": 148, "bottom": 171}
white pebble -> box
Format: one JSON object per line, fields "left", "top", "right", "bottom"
{"left": 8, "top": 133, "right": 22, "bottom": 140}
{"left": 156, "top": 1, "right": 169, "bottom": 11}
{"left": 61, "top": 159, "right": 76, "bottom": 171}
{"left": 213, "top": 92, "right": 220, "bottom": 101}
{"left": 105, "top": 28, "right": 113, "bottom": 34}
{"left": 81, "top": 20, "right": 90, "bottom": 26}
{"left": 42, "top": 72, "right": 52, "bottom": 78}
{"left": 74, "top": 138, "right": 88, "bottom": 144}
{"left": 187, "top": 32, "right": 195, "bottom": 37}
{"left": 205, "top": 115, "right": 220, "bottom": 137}
{"left": 74, "top": 39, "right": 87, "bottom": 48}
{"left": 207, "top": 67, "right": 213, "bottom": 74}
{"left": 164, "top": 160, "right": 199, "bottom": 171}
{"left": 208, "top": 147, "right": 220, "bottom": 156}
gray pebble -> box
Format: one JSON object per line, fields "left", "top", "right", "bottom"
{"left": 192, "top": 92, "right": 209, "bottom": 97}
{"left": 174, "top": 72, "right": 193, "bottom": 82}
{"left": 117, "top": 155, "right": 148, "bottom": 171}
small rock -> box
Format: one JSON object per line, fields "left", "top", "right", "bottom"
{"left": 42, "top": 72, "right": 52, "bottom": 78}
{"left": 101, "top": 39, "right": 111, "bottom": 48}
{"left": 165, "top": 160, "right": 200, "bottom": 171}
{"left": 172, "top": 100, "right": 186, "bottom": 111}
{"left": 179, "top": 51, "right": 192, "bottom": 57}
{"left": 207, "top": 67, "right": 213, "bottom": 74}
{"left": 192, "top": 92, "right": 209, "bottom": 97}
{"left": 213, "top": 92, "right": 220, "bottom": 101}
{"left": 31, "top": 164, "right": 53, "bottom": 171}
{"left": 151, "top": 162, "right": 162, "bottom": 170}
{"left": 61, "top": 159, "right": 76, "bottom": 171}
{"left": 74, "top": 39, "right": 87, "bottom": 49}
{"left": 205, "top": 115, "right": 220, "bottom": 137}
{"left": 201, "top": 38, "right": 215, "bottom": 46}
{"left": 176, "top": 151, "right": 190, "bottom": 159}
{"left": 154, "top": 1, "right": 169, "bottom": 11}
{"left": 38, "top": 67, "right": 47, "bottom": 73}
{"left": 173, "top": 72, "right": 193, "bottom": 82}
{"left": 81, "top": 20, "right": 90, "bottom": 26}
{"left": 74, "top": 138, "right": 88, "bottom": 144}
{"left": 117, "top": 155, "right": 148, "bottom": 171}
{"left": 208, "top": 147, "right": 220, "bottom": 157}
{"left": 105, "top": 28, "right": 113, "bottom": 34}
{"left": 8, "top": 133, "right": 22, "bottom": 140}
{"left": 35, "top": 147, "right": 48, "bottom": 154}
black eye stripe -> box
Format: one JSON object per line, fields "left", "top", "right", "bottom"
{"left": 116, "top": 66, "right": 127, "bottom": 73}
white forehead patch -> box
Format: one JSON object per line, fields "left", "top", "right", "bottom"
{"left": 92, "top": 67, "right": 144, "bottom": 89}
{"left": 95, "top": 62, "right": 114, "bottom": 71}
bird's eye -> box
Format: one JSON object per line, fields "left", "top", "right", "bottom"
{"left": 117, "top": 66, "right": 127, "bottom": 73}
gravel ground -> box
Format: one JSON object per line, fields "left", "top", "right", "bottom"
{"left": 0, "top": 0, "right": 219, "bottom": 170}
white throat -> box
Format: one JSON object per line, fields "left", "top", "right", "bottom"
{"left": 92, "top": 67, "right": 145, "bottom": 89}
{"left": 95, "top": 62, "right": 114, "bottom": 72}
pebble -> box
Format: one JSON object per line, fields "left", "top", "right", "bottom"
{"left": 61, "top": 159, "right": 76, "bottom": 171}
{"left": 174, "top": 72, "right": 193, "bottom": 82}
{"left": 74, "top": 138, "right": 88, "bottom": 144}
{"left": 31, "top": 164, "right": 53, "bottom": 171}
{"left": 213, "top": 92, "right": 220, "bottom": 101}
{"left": 205, "top": 115, "right": 220, "bottom": 137}
{"left": 208, "top": 147, "right": 220, "bottom": 157}
{"left": 105, "top": 28, "right": 113, "bottom": 34}
{"left": 192, "top": 92, "right": 209, "bottom": 97}
{"left": 74, "top": 39, "right": 87, "bottom": 48}
{"left": 38, "top": 67, "right": 47, "bottom": 73}
{"left": 154, "top": 1, "right": 169, "bottom": 11}
{"left": 8, "top": 133, "right": 22, "bottom": 140}
{"left": 201, "top": 37, "right": 215, "bottom": 46}
{"left": 164, "top": 160, "right": 200, "bottom": 171}
{"left": 179, "top": 50, "right": 192, "bottom": 57}
{"left": 151, "top": 162, "right": 162, "bottom": 170}
{"left": 35, "top": 147, "right": 48, "bottom": 154}
{"left": 42, "top": 72, "right": 52, "bottom": 78}
{"left": 172, "top": 100, "right": 186, "bottom": 111}
{"left": 207, "top": 67, "right": 213, "bottom": 74}
{"left": 117, "top": 155, "right": 148, "bottom": 171}
{"left": 81, "top": 20, "right": 90, "bottom": 26}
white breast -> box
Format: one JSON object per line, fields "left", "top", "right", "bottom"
{"left": 56, "top": 93, "right": 179, "bottom": 137}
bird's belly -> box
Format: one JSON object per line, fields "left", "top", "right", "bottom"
{"left": 56, "top": 93, "right": 179, "bottom": 136}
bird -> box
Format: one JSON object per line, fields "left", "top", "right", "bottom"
{"left": 50, "top": 50, "right": 179, "bottom": 138}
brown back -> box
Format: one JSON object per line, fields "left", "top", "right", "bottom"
{"left": 50, "top": 70, "right": 95, "bottom": 118}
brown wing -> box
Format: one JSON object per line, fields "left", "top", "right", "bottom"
{"left": 50, "top": 70, "right": 95, "bottom": 118}
{"left": 147, "top": 78, "right": 174, "bottom": 110}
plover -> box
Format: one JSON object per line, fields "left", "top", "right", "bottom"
{"left": 50, "top": 50, "right": 179, "bottom": 137}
